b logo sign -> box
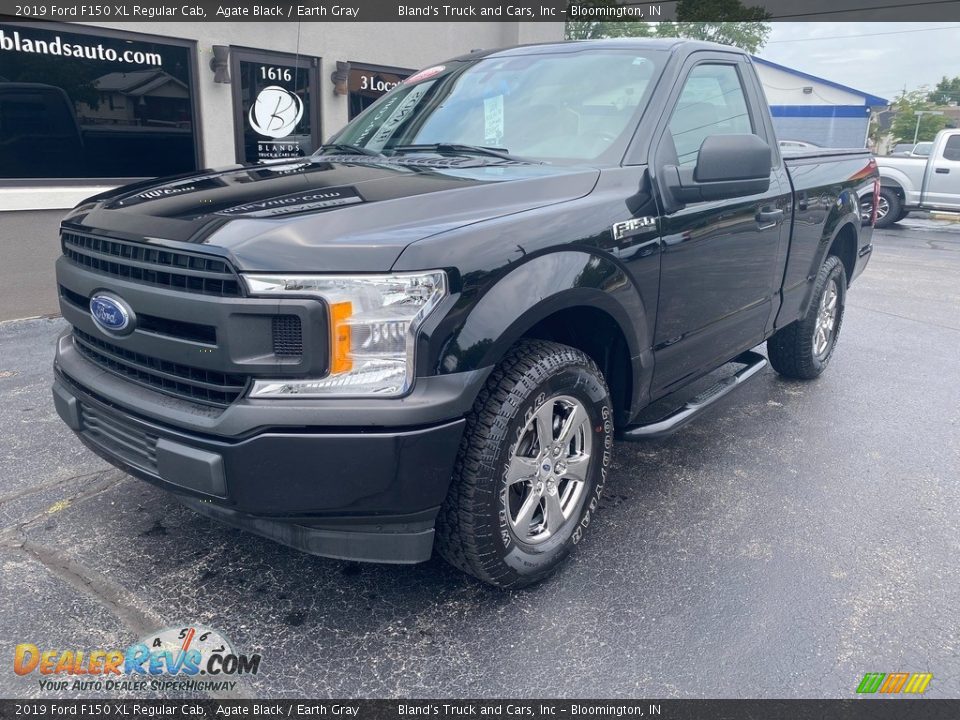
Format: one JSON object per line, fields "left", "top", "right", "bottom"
{"left": 249, "top": 86, "right": 303, "bottom": 138}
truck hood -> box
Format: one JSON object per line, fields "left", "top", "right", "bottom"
{"left": 64, "top": 156, "right": 600, "bottom": 272}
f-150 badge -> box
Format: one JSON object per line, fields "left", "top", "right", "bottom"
{"left": 611, "top": 217, "right": 657, "bottom": 241}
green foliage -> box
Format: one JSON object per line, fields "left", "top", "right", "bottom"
{"left": 563, "top": 0, "right": 653, "bottom": 40}
{"left": 928, "top": 76, "right": 960, "bottom": 106}
{"left": 565, "top": 0, "right": 771, "bottom": 53}
{"left": 890, "top": 89, "right": 949, "bottom": 144}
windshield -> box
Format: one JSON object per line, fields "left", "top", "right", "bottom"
{"left": 330, "top": 48, "right": 666, "bottom": 164}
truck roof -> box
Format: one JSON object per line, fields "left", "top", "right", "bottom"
{"left": 450, "top": 38, "right": 747, "bottom": 62}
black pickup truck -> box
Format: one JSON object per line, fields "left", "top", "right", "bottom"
{"left": 53, "top": 39, "right": 878, "bottom": 587}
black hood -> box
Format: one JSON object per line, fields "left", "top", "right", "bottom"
{"left": 64, "top": 156, "right": 600, "bottom": 272}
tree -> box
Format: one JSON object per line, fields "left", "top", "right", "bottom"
{"left": 564, "top": 0, "right": 654, "bottom": 40}
{"left": 928, "top": 76, "right": 960, "bottom": 106}
{"left": 890, "top": 89, "right": 950, "bottom": 144}
{"left": 656, "top": 0, "right": 772, "bottom": 52}
{"left": 565, "top": 0, "right": 772, "bottom": 53}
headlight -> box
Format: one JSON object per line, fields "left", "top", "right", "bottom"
{"left": 243, "top": 271, "right": 447, "bottom": 397}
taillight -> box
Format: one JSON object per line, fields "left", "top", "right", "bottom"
{"left": 871, "top": 177, "right": 880, "bottom": 225}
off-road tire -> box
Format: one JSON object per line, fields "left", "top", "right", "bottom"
{"left": 435, "top": 340, "right": 613, "bottom": 588}
{"left": 767, "top": 255, "right": 847, "bottom": 380}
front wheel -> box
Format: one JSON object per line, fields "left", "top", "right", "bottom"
{"left": 767, "top": 255, "right": 847, "bottom": 380}
{"left": 436, "top": 340, "right": 613, "bottom": 588}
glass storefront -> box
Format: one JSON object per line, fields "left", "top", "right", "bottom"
{"left": 348, "top": 63, "right": 412, "bottom": 119}
{"left": 231, "top": 48, "right": 319, "bottom": 163}
{"left": 0, "top": 22, "right": 199, "bottom": 180}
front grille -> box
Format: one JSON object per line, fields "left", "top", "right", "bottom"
{"left": 80, "top": 402, "right": 158, "bottom": 474}
{"left": 272, "top": 315, "right": 303, "bottom": 357}
{"left": 60, "top": 286, "right": 216, "bottom": 344}
{"left": 73, "top": 329, "right": 247, "bottom": 407}
{"left": 62, "top": 231, "right": 242, "bottom": 297}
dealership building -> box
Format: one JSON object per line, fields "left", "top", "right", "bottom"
{"left": 0, "top": 20, "right": 563, "bottom": 318}
{"left": 0, "top": 20, "right": 563, "bottom": 211}
{"left": 752, "top": 56, "right": 888, "bottom": 148}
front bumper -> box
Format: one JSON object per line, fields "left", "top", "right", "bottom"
{"left": 53, "top": 334, "right": 483, "bottom": 564}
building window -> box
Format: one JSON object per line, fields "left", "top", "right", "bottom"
{"left": 0, "top": 22, "right": 199, "bottom": 181}
{"left": 231, "top": 48, "right": 320, "bottom": 164}
{"left": 348, "top": 63, "right": 412, "bottom": 120}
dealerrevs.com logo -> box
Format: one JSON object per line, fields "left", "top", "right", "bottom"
{"left": 14, "top": 625, "right": 261, "bottom": 693}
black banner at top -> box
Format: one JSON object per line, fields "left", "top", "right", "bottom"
{"left": 1, "top": 0, "right": 960, "bottom": 22}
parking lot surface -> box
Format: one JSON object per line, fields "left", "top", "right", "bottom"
{"left": 1, "top": 218, "right": 958, "bottom": 699}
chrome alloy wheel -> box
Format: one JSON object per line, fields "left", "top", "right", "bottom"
{"left": 813, "top": 278, "right": 839, "bottom": 358}
{"left": 861, "top": 194, "right": 886, "bottom": 223}
{"left": 875, "top": 193, "right": 890, "bottom": 221}
{"left": 503, "top": 395, "right": 592, "bottom": 545}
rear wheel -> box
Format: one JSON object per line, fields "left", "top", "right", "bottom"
{"left": 436, "top": 340, "right": 613, "bottom": 588}
{"left": 767, "top": 255, "right": 847, "bottom": 380}
{"left": 874, "top": 187, "right": 902, "bottom": 229}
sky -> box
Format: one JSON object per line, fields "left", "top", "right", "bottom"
{"left": 757, "top": 23, "right": 960, "bottom": 104}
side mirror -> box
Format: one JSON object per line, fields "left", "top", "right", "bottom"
{"left": 665, "top": 134, "right": 772, "bottom": 203}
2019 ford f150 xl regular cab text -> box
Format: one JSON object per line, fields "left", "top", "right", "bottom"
{"left": 52, "top": 40, "right": 878, "bottom": 587}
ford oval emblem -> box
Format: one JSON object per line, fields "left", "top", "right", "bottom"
{"left": 89, "top": 294, "right": 135, "bottom": 336}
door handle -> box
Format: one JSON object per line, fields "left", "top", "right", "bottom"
{"left": 935, "top": 168, "right": 950, "bottom": 174}
{"left": 756, "top": 208, "right": 784, "bottom": 226}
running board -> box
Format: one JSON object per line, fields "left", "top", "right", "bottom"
{"left": 621, "top": 351, "right": 768, "bottom": 440}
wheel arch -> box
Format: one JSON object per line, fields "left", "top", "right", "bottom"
{"left": 827, "top": 221, "right": 858, "bottom": 285}
{"left": 435, "top": 251, "right": 650, "bottom": 425}
{"left": 878, "top": 168, "right": 912, "bottom": 202}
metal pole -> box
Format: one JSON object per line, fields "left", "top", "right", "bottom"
{"left": 913, "top": 113, "right": 922, "bottom": 145}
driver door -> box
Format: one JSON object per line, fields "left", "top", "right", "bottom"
{"left": 651, "top": 57, "right": 791, "bottom": 396}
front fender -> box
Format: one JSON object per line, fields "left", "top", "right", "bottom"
{"left": 434, "top": 250, "right": 646, "bottom": 376}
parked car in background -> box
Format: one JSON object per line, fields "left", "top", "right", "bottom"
{"left": 874, "top": 129, "right": 960, "bottom": 227}
{"left": 889, "top": 143, "right": 915, "bottom": 157}
{"left": 0, "top": 81, "right": 194, "bottom": 179}
{"left": 910, "top": 142, "right": 933, "bottom": 158}
{"left": 778, "top": 139, "right": 820, "bottom": 151}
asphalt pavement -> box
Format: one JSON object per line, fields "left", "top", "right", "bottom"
{"left": 0, "top": 218, "right": 958, "bottom": 699}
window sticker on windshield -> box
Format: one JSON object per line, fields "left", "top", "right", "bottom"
{"left": 371, "top": 83, "right": 431, "bottom": 146}
{"left": 484, "top": 95, "right": 504, "bottom": 147}
{"left": 404, "top": 65, "right": 445, "bottom": 85}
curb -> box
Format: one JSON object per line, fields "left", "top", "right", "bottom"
{"left": 929, "top": 212, "right": 960, "bottom": 223}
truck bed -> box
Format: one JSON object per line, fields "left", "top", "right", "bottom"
{"left": 781, "top": 147, "right": 873, "bottom": 162}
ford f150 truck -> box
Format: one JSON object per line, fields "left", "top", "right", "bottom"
{"left": 52, "top": 39, "right": 878, "bottom": 588}
{"left": 875, "top": 128, "right": 960, "bottom": 227}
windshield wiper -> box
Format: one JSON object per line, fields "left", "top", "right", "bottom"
{"left": 387, "top": 143, "right": 534, "bottom": 163}
{"left": 314, "top": 143, "right": 382, "bottom": 157}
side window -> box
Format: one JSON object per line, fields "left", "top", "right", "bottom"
{"left": 668, "top": 64, "right": 754, "bottom": 167}
{"left": 942, "top": 135, "right": 960, "bottom": 162}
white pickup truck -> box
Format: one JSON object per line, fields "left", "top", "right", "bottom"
{"left": 875, "top": 128, "right": 960, "bottom": 227}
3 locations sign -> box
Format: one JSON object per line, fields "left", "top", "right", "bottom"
{"left": 348, "top": 63, "right": 412, "bottom": 119}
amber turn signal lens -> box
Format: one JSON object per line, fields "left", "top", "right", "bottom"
{"left": 330, "top": 301, "right": 353, "bottom": 374}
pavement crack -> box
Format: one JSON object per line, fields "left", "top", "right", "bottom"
{"left": 846, "top": 303, "right": 960, "bottom": 333}
{"left": 17, "top": 538, "right": 164, "bottom": 638}
{"left": 0, "top": 468, "right": 114, "bottom": 507}
{"left": 0, "top": 469, "right": 124, "bottom": 538}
